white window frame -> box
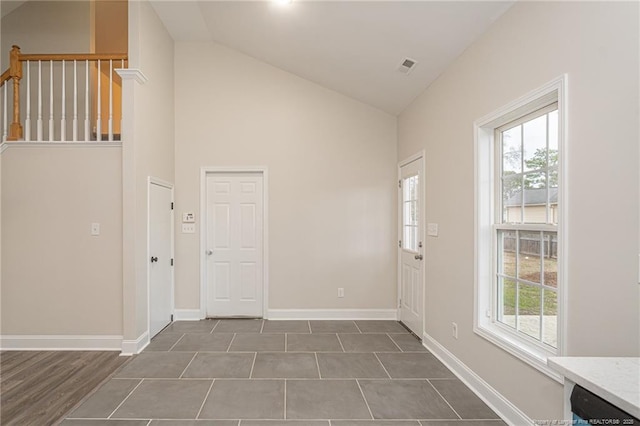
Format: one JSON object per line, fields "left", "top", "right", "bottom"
{"left": 474, "top": 75, "right": 568, "bottom": 382}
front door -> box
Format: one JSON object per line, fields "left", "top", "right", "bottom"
{"left": 205, "top": 172, "right": 264, "bottom": 317}
{"left": 399, "top": 157, "right": 424, "bottom": 336}
{"left": 149, "top": 180, "right": 173, "bottom": 338}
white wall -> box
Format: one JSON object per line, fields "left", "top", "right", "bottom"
{"left": 0, "top": 1, "right": 124, "bottom": 339}
{"left": 1, "top": 1, "right": 90, "bottom": 68}
{"left": 122, "top": 0, "right": 174, "bottom": 341}
{"left": 0, "top": 145, "right": 123, "bottom": 335}
{"left": 174, "top": 42, "right": 397, "bottom": 314}
{"left": 398, "top": 1, "right": 639, "bottom": 420}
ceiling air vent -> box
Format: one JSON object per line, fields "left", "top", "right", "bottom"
{"left": 398, "top": 58, "right": 418, "bottom": 75}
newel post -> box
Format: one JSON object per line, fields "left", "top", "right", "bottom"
{"left": 8, "top": 45, "right": 23, "bottom": 140}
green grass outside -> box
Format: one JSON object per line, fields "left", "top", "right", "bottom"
{"left": 502, "top": 279, "right": 557, "bottom": 316}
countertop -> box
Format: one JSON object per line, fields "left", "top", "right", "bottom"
{"left": 548, "top": 357, "right": 640, "bottom": 419}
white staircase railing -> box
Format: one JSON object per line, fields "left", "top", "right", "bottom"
{"left": 0, "top": 45, "right": 127, "bottom": 143}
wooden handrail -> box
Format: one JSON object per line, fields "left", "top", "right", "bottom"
{"left": 0, "top": 68, "right": 9, "bottom": 86}
{"left": 2, "top": 46, "right": 128, "bottom": 141}
{"left": 20, "top": 53, "right": 128, "bottom": 62}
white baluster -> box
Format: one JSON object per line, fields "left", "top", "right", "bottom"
{"left": 49, "top": 60, "right": 54, "bottom": 140}
{"left": 84, "top": 60, "right": 89, "bottom": 141}
{"left": 97, "top": 60, "right": 101, "bottom": 142}
{"left": 108, "top": 60, "right": 113, "bottom": 141}
{"left": 73, "top": 60, "right": 78, "bottom": 141}
{"left": 25, "top": 61, "right": 31, "bottom": 141}
{"left": 37, "top": 61, "right": 43, "bottom": 141}
{"left": 2, "top": 84, "right": 7, "bottom": 142}
{"left": 61, "top": 60, "right": 66, "bottom": 141}
{"left": 120, "top": 60, "right": 124, "bottom": 137}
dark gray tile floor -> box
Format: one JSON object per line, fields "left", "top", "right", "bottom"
{"left": 63, "top": 320, "right": 505, "bottom": 426}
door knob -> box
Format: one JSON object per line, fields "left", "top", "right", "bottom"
{"left": 206, "top": 250, "right": 213, "bottom": 256}
{"left": 150, "top": 256, "right": 158, "bottom": 263}
{"left": 414, "top": 254, "right": 423, "bottom": 260}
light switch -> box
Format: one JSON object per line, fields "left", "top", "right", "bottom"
{"left": 182, "top": 212, "right": 195, "bottom": 223}
{"left": 91, "top": 223, "right": 100, "bottom": 236}
{"left": 182, "top": 223, "right": 196, "bottom": 234}
{"left": 427, "top": 223, "right": 438, "bottom": 237}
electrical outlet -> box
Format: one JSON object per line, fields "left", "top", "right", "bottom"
{"left": 337, "top": 288, "right": 344, "bottom": 298}
{"left": 452, "top": 322, "right": 458, "bottom": 339}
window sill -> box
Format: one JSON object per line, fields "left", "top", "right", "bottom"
{"left": 474, "top": 322, "right": 563, "bottom": 383}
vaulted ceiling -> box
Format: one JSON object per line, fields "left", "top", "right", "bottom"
{"left": 151, "top": 1, "right": 513, "bottom": 115}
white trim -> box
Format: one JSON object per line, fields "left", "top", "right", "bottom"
{"left": 0, "top": 335, "right": 123, "bottom": 351}
{"left": 115, "top": 68, "right": 148, "bottom": 85}
{"left": 475, "top": 79, "right": 562, "bottom": 129}
{"left": 0, "top": 141, "right": 122, "bottom": 149}
{"left": 121, "top": 331, "right": 149, "bottom": 356}
{"left": 398, "top": 150, "right": 425, "bottom": 168}
{"left": 173, "top": 309, "right": 203, "bottom": 321}
{"left": 200, "top": 166, "right": 269, "bottom": 319}
{"left": 397, "top": 150, "right": 426, "bottom": 337}
{"left": 422, "top": 332, "right": 534, "bottom": 426}
{"left": 473, "top": 75, "right": 568, "bottom": 381}
{"left": 267, "top": 309, "right": 398, "bottom": 320}
{"left": 0, "top": 142, "right": 8, "bottom": 153}
{"left": 147, "top": 177, "right": 175, "bottom": 341}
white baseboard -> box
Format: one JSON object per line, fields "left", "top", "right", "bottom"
{"left": 422, "top": 332, "right": 533, "bottom": 426}
{"left": 0, "top": 335, "right": 122, "bottom": 351}
{"left": 173, "top": 309, "right": 203, "bottom": 321}
{"left": 266, "top": 309, "right": 398, "bottom": 320}
{"left": 121, "top": 331, "right": 149, "bottom": 356}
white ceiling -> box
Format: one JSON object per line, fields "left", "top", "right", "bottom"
{"left": 151, "top": 1, "right": 513, "bottom": 115}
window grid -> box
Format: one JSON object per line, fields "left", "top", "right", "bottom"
{"left": 402, "top": 174, "right": 419, "bottom": 252}
{"left": 496, "top": 104, "right": 559, "bottom": 349}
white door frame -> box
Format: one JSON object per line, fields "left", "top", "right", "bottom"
{"left": 147, "top": 176, "right": 175, "bottom": 337}
{"left": 397, "top": 151, "right": 426, "bottom": 336}
{"left": 200, "top": 166, "right": 269, "bottom": 319}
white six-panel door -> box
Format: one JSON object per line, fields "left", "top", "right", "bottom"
{"left": 206, "top": 173, "right": 264, "bottom": 317}
{"left": 399, "top": 157, "right": 424, "bottom": 336}
{"left": 149, "top": 180, "right": 173, "bottom": 338}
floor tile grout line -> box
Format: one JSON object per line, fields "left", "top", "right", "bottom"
{"left": 145, "top": 420, "right": 152, "bottom": 426}
{"left": 179, "top": 352, "right": 199, "bottom": 378}
{"left": 111, "top": 376, "right": 435, "bottom": 381}
{"left": 285, "top": 333, "right": 288, "bottom": 352}
{"left": 355, "top": 378, "right": 375, "bottom": 420}
{"left": 353, "top": 321, "right": 363, "bottom": 333}
{"left": 226, "top": 334, "right": 237, "bottom": 352}
{"left": 387, "top": 333, "right": 404, "bottom": 352}
{"left": 307, "top": 320, "right": 312, "bottom": 333}
{"left": 196, "top": 378, "right": 215, "bottom": 419}
{"left": 260, "top": 320, "right": 265, "bottom": 333}
{"left": 249, "top": 352, "right": 258, "bottom": 378}
{"left": 336, "top": 334, "right": 346, "bottom": 352}
{"left": 167, "top": 333, "right": 186, "bottom": 352}
{"left": 284, "top": 378, "right": 287, "bottom": 419}
{"left": 373, "top": 352, "right": 393, "bottom": 379}
{"left": 106, "top": 378, "right": 144, "bottom": 419}
{"left": 426, "top": 378, "right": 463, "bottom": 420}
{"left": 211, "top": 320, "right": 220, "bottom": 334}
{"left": 314, "top": 352, "right": 322, "bottom": 379}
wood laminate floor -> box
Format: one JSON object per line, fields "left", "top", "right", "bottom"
{"left": 0, "top": 350, "right": 128, "bottom": 426}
